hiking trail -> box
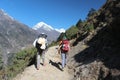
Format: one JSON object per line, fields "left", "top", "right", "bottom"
{"left": 13, "top": 46, "right": 72, "bottom": 80}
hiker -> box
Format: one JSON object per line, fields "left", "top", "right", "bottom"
{"left": 58, "top": 34, "right": 70, "bottom": 70}
{"left": 33, "top": 33, "right": 48, "bottom": 70}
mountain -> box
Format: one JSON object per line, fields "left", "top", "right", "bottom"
{"left": 32, "top": 22, "right": 63, "bottom": 43}
{"left": 0, "top": 9, "right": 37, "bottom": 54}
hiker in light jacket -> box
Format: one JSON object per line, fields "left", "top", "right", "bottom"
{"left": 33, "top": 33, "right": 48, "bottom": 70}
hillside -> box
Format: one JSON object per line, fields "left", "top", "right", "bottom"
{"left": 0, "top": 9, "right": 38, "bottom": 73}
{"left": 67, "top": 0, "right": 120, "bottom": 80}
{"left": 0, "top": 10, "right": 37, "bottom": 54}
{"left": 1, "top": 0, "right": 120, "bottom": 80}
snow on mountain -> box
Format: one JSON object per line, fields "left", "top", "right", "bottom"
{"left": 32, "top": 21, "right": 65, "bottom": 43}
{"left": 55, "top": 28, "right": 65, "bottom": 33}
{"left": 32, "top": 22, "right": 65, "bottom": 33}
{"left": 32, "top": 22, "right": 54, "bottom": 31}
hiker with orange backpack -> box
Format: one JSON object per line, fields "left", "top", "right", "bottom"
{"left": 33, "top": 33, "right": 48, "bottom": 70}
{"left": 58, "top": 34, "right": 70, "bottom": 71}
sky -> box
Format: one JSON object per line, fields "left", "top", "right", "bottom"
{"left": 0, "top": 0, "right": 106, "bottom": 30}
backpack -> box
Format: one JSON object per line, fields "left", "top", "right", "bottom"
{"left": 37, "top": 37, "right": 46, "bottom": 49}
{"left": 61, "top": 40, "right": 69, "bottom": 52}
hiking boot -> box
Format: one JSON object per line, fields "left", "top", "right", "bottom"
{"left": 42, "top": 63, "right": 46, "bottom": 66}
{"left": 36, "top": 66, "right": 40, "bottom": 70}
{"left": 61, "top": 67, "right": 64, "bottom": 71}
{"left": 37, "top": 67, "right": 39, "bottom": 70}
{"left": 43, "top": 64, "right": 46, "bottom": 66}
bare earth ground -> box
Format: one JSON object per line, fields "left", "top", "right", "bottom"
{"left": 13, "top": 46, "right": 72, "bottom": 80}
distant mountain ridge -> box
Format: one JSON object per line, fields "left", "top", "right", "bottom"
{"left": 32, "top": 22, "right": 63, "bottom": 43}
{"left": 32, "top": 22, "right": 54, "bottom": 31}
{"left": 0, "top": 9, "right": 63, "bottom": 54}
{"left": 32, "top": 22, "right": 65, "bottom": 33}
{"left": 0, "top": 9, "right": 37, "bottom": 54}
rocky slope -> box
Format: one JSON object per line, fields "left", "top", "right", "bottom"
{"left": 67, "top": 0, "right": 120, "bottom": 80}
{"left": 0, "top": 10, "right": 37, "bottom": 54}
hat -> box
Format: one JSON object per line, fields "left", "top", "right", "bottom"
{"left": 38, "top": 33, "right": 47, "bottom": 38}
{"left": 42, "top": 33, "right": 45, "bottom": 34}
{"left": 62, "top": 35, "right": 67, "bottom": 40}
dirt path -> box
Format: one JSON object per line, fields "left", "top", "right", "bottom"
{"left": 13, "top": 46, "right": 72, "bottom": 80}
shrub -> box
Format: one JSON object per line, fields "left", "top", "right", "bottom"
{"left": 66, "top": 25, "right": 79, "bottom": 39}
{"left": 7, "top": 47, "right": 37, "bottom": 79}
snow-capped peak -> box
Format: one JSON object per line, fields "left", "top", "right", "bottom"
{"left": 32, "top": 21, "right": 66, "bottom": 33}
{"left": 55, "top": 28, "right": 65, "bottom": 33}
{"left": 32, "top": 22, "right": 54, "bottom": 31}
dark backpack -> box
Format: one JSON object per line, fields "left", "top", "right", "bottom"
{"left": 61, "top": 40, "right": 69, "bottom": 52}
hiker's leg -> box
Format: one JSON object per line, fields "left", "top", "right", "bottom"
{"left": 36, "top": 52, "right": 40, "bottom": 69}
{"left": 65, "top": 53, "right": 67, "bottom": 65}
{"left": 42, "top": 50, "right": 45, "bottom": 65}
{"left": 61, "top": 53, "right": 65, "bottom": 68}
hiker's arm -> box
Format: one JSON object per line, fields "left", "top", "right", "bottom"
{"left": 58, "top": 45, "right": 61, "bottom": 50}
{"left": 58, "top": 45, "right": 62, "bottom": 54}
{"left": 45, "top": 39, "right": 48, "bottom": 49}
